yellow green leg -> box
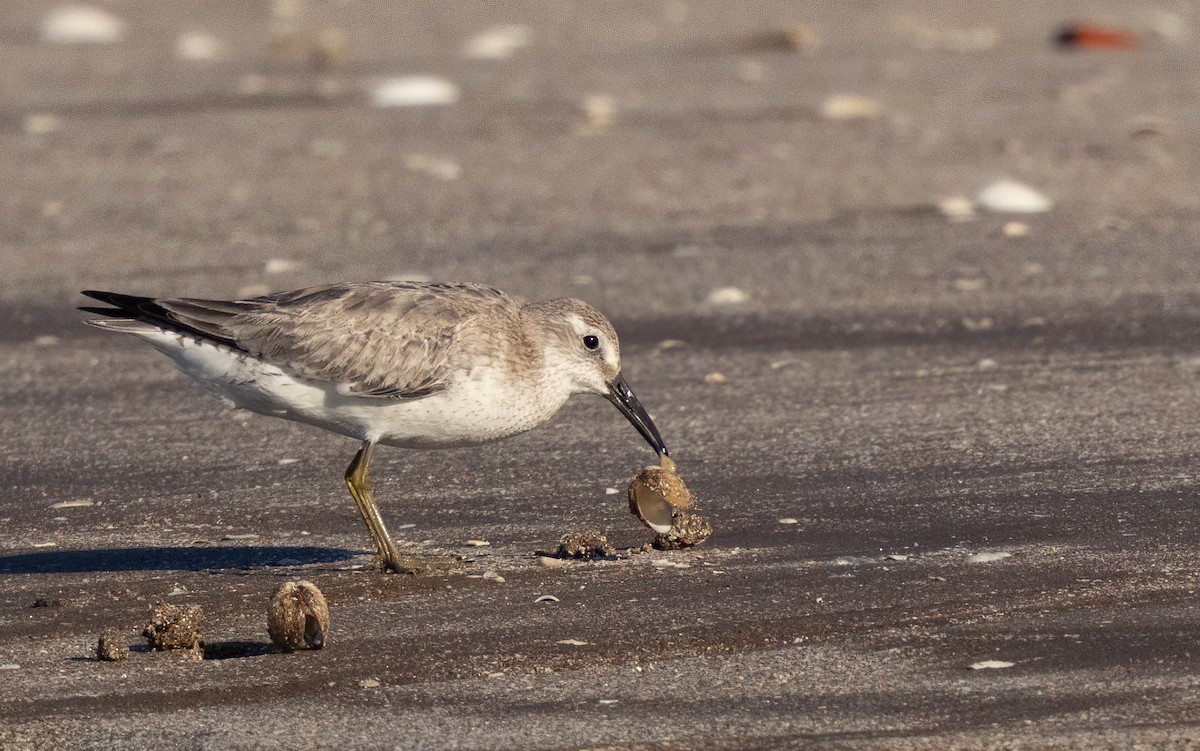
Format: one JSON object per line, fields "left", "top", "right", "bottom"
{"left": 344, "top": 441, "right": 420, "bottom": 574}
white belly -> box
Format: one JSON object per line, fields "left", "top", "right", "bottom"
{"left": 135, "top": 328, "right": 566, "bottom": 448}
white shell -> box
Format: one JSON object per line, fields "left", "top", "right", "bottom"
{"left": 371, "top": 76, "right": 460, "bottom": 108}
{"left": 630, "top": 485, "right": 674, "bottom": 534}
{"left": 976, "top": 179, "right": 1052, "bottom": 213}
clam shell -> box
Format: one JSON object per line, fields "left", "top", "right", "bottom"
{"left": 627, "top": 456, "right": 694, "bottom": 534}
{"left": 268, "top": 580, "right": 330, "bottom": 652}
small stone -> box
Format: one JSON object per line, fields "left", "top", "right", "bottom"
{"left": 143, "top": 602, "right": 205, "bottom": 652}
{"left": 464, "top": 539, "right": 490, "bottom": 547}
{"left": 778, "top": 517, "right": 799, "bottom": 525}
{"left": 359, "top": 678, "right": 381, "bottom": 688}
{"left": 277, "top": 458, "right": 300, "bottom": 465}
{"left": 41, "top": 6, "right": 124, "bottom": 44}
{"left": 23, "top": 114, "right": 62, "bottom": 136}
{"left": 264, "top": 258, "right": 305, "bottom": 274}
{"left": 978, "top": 358, "right": 998, "bottom": 370}
{"left": 884, "top": 554, "right": 909, "bottom": 561}
{"left": 481, "top": 570, "right": 506, "bottom": 583}
{"left": 222, "top": 533, "right": 259, "bottom": 541}
{"left": 937, "top": 196, "right": 976, "bottom": 221}
{"left": 968, "top": 551, "right": 1012, "bottom": 563}
{"left": 821, "top": 94, "right": 882, "bottom": 121}
{"left": 1002, "top": 221, "right": 1030, "bottom": 237}
{"left": 462, "top": 25, "right": 530, "bottom": 59}
{"left": 537, "top": 556, "right": 567, "bottom": 568}
{"left": 176, "top": 31, "right": 220, "bottom": 61}
{"left": 968, "top": 660, "right": 1014, "bottom": 670}
{"left": 371, "top": 76, "right": 459, "bottom": 108}
{"left": 976, "top": 179, "right": 1052, "bottom": 213}
{"left": 268, "top": 580, "right": 330, "bottom": 652}
{"left": 556, "top": 639, "right": 588, "bottom": 646}
{"left": 704, "top": 372, "right": 729, "bottom": 384}
{"left": 96, "top": 630, "right": 129, "bottom": 661}
{"left": 706, "top": 286, "right": 750, "bottom": 305}
{"left": 605, "top": 487, "right": 620, "bottom": 495}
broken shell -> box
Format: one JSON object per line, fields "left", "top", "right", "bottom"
{"left": 267, "top": 580, "right": 330, "bottom": 653}
{"left": 96, "top": 630, "right": 128, "bottom": 662}
{"left": 627, "top": 455, "right": 694, "bottom": 534}
{"left": 143, "top": 602, "right": 205, "bottom": 652}
{"left": 653, "top": 510, "right": 713, "bottom": 550}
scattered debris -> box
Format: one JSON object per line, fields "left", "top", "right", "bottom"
{"left": 463, "top": 25, "right": 531, "bottom": 59}
{"left": 706, "top": 286, "right": 751, "bottom": 305}
{"left": 654, "top": 510, "right": 713, "bottom": 550}
{"left": 820, "top": 93, "right": 882, "bottom": 121}
{"left": 143, "top": 602, "right": 205, "bottom": 653}
{"left": 1056, "top": 24, "right": 1139, "bottom": 51}
{"left": 96, "top": 630, "right": 129, "bottom": 661}
{"left": 976, "top": 179, "right": 1052, "bottom": 213}
{"left": 969, "top": 660, "right": 1015, "bottom": 670}
{"left": 371, "top": 76, "right": 459, "bottom": 108}
{"left": 968, "top": 551, "right": 1013, "bottom": 563}
{"left": 268, "top": 580, "right": 330, "bottom": 652}
{"left": 556, "top": 530, "right": 615, "bottom": 560}
{"left": 41, "top": 6, "right": 124, "bottom": 44}
{"left": 534, "top": 594, "right": 560, "bottom": 604}
{"left": 50, "top": 499, "right": 93, "bottom": 508}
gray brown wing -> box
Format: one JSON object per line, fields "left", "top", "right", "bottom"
{"left": 157, "top": 282, "right": 515, "bottom": 399}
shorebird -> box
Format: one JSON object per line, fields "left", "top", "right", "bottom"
{"left": 79, "top": 282, "right": 668, "bottom": 572}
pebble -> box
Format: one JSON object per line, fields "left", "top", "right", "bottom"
{"left": 537, "top": 556, "right": 567, "bottom": 568}
{"left": 968, "top": 660, "right": 1014, "bottom": 670}
{"left": 277, "top": 458, "right": 300, "bottom": 465}
{"left": 176, "top": 31, "right": 220, "bottom": 61}
{"left": 481, "top": 570, "right": 506, "bottom": 583}
{"left": 1002, "top": 221, "right": 1030, "bottom": 237}
{"left": 23, "top": 114, "right": 62, "bottom": 136}
{"left": 778, "top": 517, "right": 799, "bottom": 525}
{"left": 978, "top": 358, "right": 998, "bottom": 370}
{"left": 41, "top": 6, "right": 124, "bottom": 44}
{"left": 463, "top": 25, "right": 530, "bottom": 59}
{"left": 820, "top": 94, "right": 882, "bottom": 121}
{"left": 937, "top": 196, "right": 976, "bottom": 221}
{"left": 264, "top": 258, "right": 305, "bottom": 274}
{"left": 704, "top": 372, "right": 728, "bottom": 384}
{"left": 534, "top": 594, "right": 560, "bottom": 603}
{"left": 581, "top": 94, "right": 616, "bottom": 129}
{"left": 976, "top": 179, "right": 1052, "bottom": 213}
{"left": 968, "top": 551, "right": 1012, "bottom": 563}
{"left": 405, "top": 154, "right": 462, "bottom": 181}
{"left": 706, "top": 286, "right": 751, "bottom": 305}
{"left": 884, "top": 554, "right": 909, "bottom": 561}
{"left": 464, "top": 539, "right": 490, "bottom": 547}
{"left": 605, "top": 487, "right": 620, "bottom": 495}
{"left": 358, "top": 678, "right": 381, "bottom": 688}
{"left": 371, "top": 76, "right": 459, "bottom": 108}
{"left": 556, "top": 639, "right": 588, "bottom": 646}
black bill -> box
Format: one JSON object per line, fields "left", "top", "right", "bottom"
{"left": 605, "top": 372, "right": 669, "bottom": 457}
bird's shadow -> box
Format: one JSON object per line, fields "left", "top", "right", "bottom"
{"left": 0, "top": 546, "right": 357, "bottom": 574}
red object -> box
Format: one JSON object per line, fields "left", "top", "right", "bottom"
{"left": 1056, "top": 23, "right": 1140, "bottom": 50}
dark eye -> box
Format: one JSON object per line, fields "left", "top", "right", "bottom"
{"left": 583, "top": 334, "right": 600, "bottom": 351}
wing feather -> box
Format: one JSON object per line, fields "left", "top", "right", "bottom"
{"left": 157, "top": 282, "right": 516, "bottom": 399}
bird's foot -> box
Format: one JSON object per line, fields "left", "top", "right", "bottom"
{"left": 378, "top": 553, "right": 459, "bottom": 576}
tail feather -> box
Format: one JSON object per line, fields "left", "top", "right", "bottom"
{"left": 79, "top": 289, "right": 243, "bottom": 350}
